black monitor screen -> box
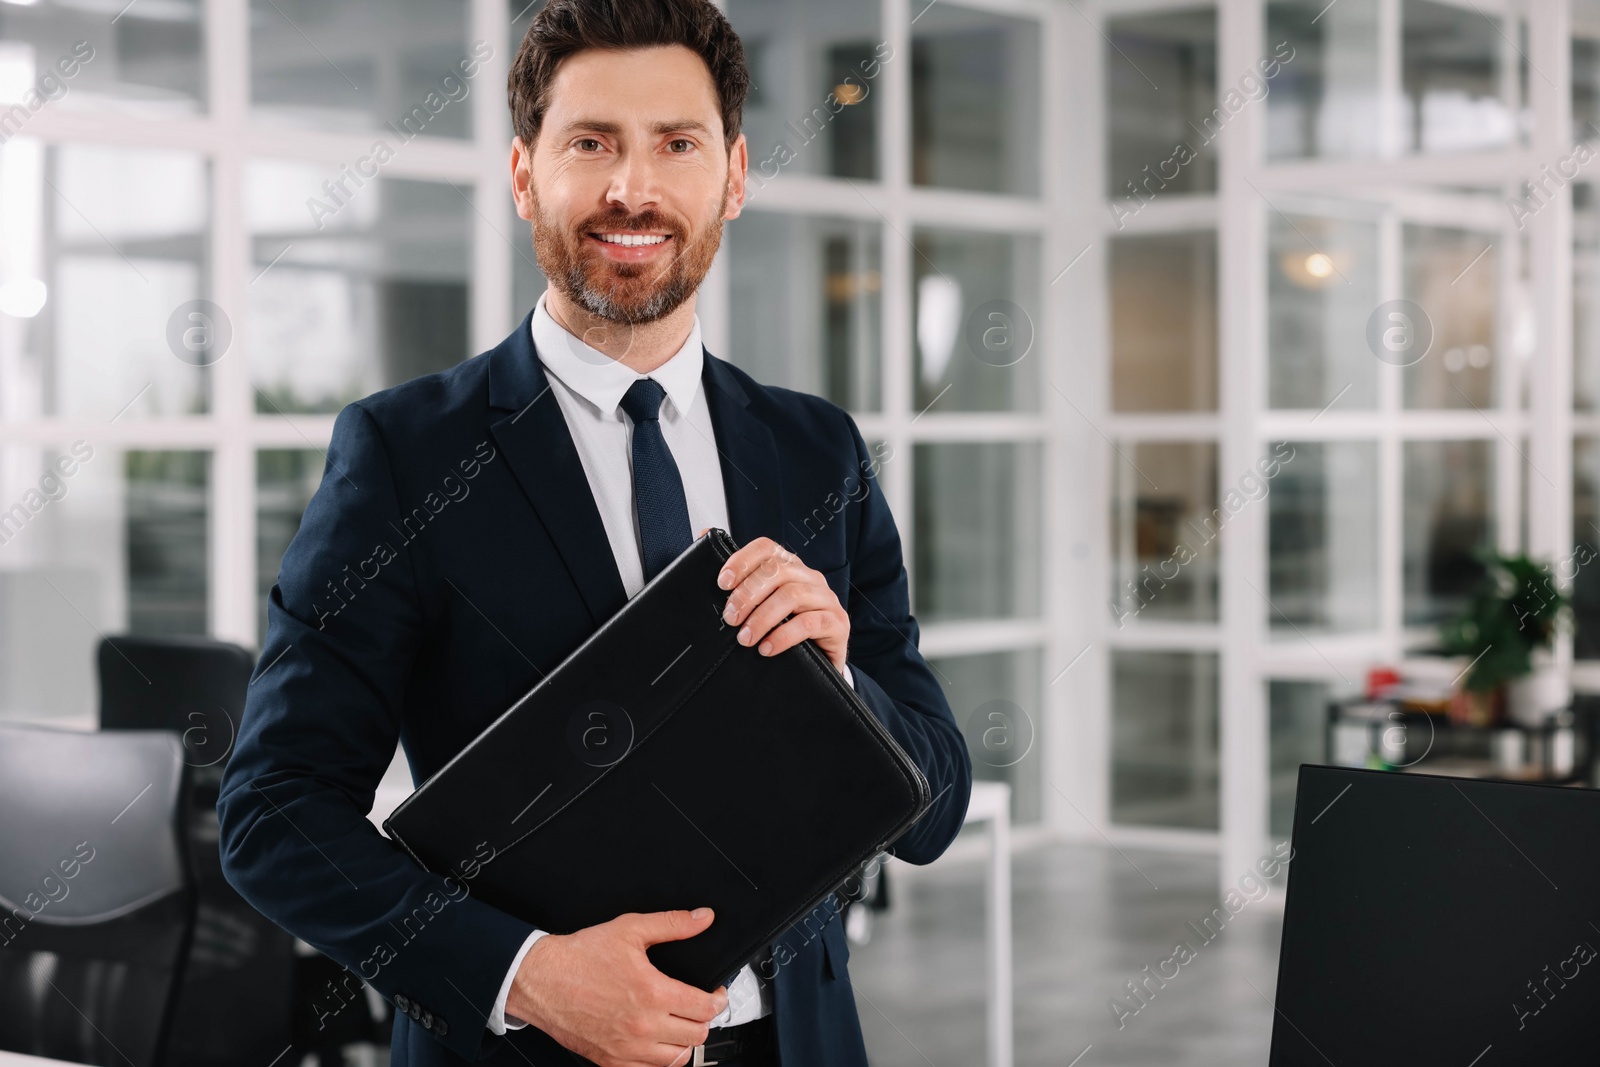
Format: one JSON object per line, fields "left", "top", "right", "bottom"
{"left": 1271, "top": 765, "right": 1600, "bottom": 1065}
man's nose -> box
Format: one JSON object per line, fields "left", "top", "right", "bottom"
{"left": 605, "top": 148, "right": 663, "bottom": 215}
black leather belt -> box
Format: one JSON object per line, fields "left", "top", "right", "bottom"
{"left": 691, "top": 1014, "right": 775, "bottom": 1065}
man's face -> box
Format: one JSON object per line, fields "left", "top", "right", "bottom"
{"left": 514, "top": 44, "right": 747, "bottom": 326}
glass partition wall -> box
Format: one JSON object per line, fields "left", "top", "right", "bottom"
{"left": 0, "top": 0, "right": 510, "bottom": 731}
{"left": 719, "top": 0, "right": 1055, "bottom": 828}
{"left": 0, "top": 0, "right": 1063, "bottom": 836}
{"left": 1098, "top": 0, "right": 1576, "bottom": 890}
{"left": 0, "top": 0, "right": 1590, "bottom": 891}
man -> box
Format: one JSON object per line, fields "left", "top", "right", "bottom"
{"left": 216, "top": 1, "right": 971, "bottom": 1065}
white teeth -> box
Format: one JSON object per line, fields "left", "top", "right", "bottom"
{"left": 597, "top": 233, "right": 668, "bottom": 247}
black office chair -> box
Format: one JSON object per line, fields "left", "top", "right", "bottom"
{"left": 97, "top": 634, "right": 379, "bottom": 1066}
{"left": 100, "top": 635, "right": 295, "bottom": 1064}
{"left": 97, "top": 634, "right": 256, "bottom": 807}
{"left": 0, "top": 725, "right": 194, "bottom": 1066}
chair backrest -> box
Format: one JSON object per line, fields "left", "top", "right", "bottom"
{"left": 97, "top": 634, "right": 254, "bottom": 779}
{"left": 0, "top": 724, "right": 193, "bottom": 1066}
{"left": 96, "top": 634, "right": 306, "bottom": 1064}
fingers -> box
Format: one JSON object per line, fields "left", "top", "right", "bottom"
{"left": 714, "top": 538, "right": 848, "bottom": 668}
{"left": 716, "top": 536, "right": 790, "bottom": 595}
{"left": 663, "top": 977, "right": 727, "bottom": 1023}
{"left": 737, "top": 584, "right": 838, "bottom": 655}
{"left": 650, "top": 1012, "right": 713, "bottom": 1047}
{"left": 733, "top": 581, "right": 806, "bottom": 646}
{"left": 758, "top": 612, "right": 834, "bottom": 659}
{"left": 627, "top": 908, "right": 714, "bottom": 947}
{"left": 722, "top": 549, "right": 822, "bottom": 629}
{"left": 649, "top": 1044, "right": 695, "bottom": 1067}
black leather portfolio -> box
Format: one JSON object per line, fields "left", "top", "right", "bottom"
{"left": 384, "top": 529, "right": 933, "bottom": 991}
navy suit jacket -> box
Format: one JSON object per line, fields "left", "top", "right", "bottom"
{"left": 217, "top": 311, "right": 972, "bottom": 1065}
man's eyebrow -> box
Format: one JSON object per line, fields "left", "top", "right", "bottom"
{"left": 650, "top": 119, "right": 713, "bottom": 136}
{"left": 556, "top": 118, "right": 713, "bottom": 137}
{"left": 558, "top": 119, "right": 623, "bottom": 135}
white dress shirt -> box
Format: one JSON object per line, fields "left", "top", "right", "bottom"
{"left": 489, "top": 293, "right": 821, "bottom": 1036}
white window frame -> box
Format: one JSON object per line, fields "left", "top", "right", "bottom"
{"left": 4, "top": 0, "right": 1078, "bottom": 844}
{"left": 1085, "top": 0, "right": 1576, "bottom": 893}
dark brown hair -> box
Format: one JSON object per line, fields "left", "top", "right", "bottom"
{"left": 508, "top": 0, "right": 751, "bottom": 149}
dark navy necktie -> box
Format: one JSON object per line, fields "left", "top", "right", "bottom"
{"left": 619, "top": 378, "right": 693, "bottom": 582}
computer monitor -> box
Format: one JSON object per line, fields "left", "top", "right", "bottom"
{"left": 1271, "top": 765, "right": 1600, "bottom": 1065}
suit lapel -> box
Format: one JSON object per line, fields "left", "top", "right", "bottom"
{"left": 487, "top": 313, "right": 627, "bottom": 628}
{"left": 485, "top": 319, "right": 785, "bottom": 624}
{"left": 701, "top": 351, "right": 784, "bottom": 549}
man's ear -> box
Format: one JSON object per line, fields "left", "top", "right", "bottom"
{"left": 511, "top": 135, "right": 535, "bottom": 222}
{"left": 723, "top": 132, "right": 748, "bottom": 221}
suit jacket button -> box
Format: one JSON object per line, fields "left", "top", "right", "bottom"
{"left": 409, "top": 1003, "right": 422, "bottom": 1021}
{"left": 421, "top": 1010, "right": 433, "bottom": 1028}
{"left": 395, "top": 994, "right": 410, "bottom": 1012}
{"left": 435, "top": 1019, "right": 448, "bottom": 1037}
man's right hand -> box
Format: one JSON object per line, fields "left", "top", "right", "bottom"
{"left": 504, "top": 907, "right": 728, "bottom": 1067}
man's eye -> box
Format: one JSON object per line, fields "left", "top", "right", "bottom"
{"left": 668, "top": 139, "right": 694, "bottom": 153}
{"left": 576, "top": 139, "right": 603, "bottom": 152}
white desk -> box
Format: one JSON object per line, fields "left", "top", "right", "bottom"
{"left": 960, "top": 780, "right": 1013, "bottom": 1067}
{"left": 0, "top": 1053, "right": 92, "bottom": 1066}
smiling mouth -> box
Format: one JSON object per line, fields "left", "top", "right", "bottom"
{"left": 590, "top": 232, "right": 671, "bottom": 247}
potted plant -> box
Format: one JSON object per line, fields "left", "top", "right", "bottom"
{"left": 1437, "top": 552, "right": 1570, "bottom": 728}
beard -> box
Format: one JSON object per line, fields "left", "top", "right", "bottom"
{"left": 529, "top": 184, "right": 727, "bottom": 326}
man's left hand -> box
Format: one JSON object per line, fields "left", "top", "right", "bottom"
{"left": 712, "top": 535, "right": 849, "bottom": 675}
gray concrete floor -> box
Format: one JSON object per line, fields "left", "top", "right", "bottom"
{"left": 847, "top": 842, "right": 1284, "bottom": 1067}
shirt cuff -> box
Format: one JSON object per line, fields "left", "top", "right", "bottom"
{"left": 842, "top": 664, "right": 856, "bottom": 689}
{"left": 488, "top": 929, "right": 549, "bottom": 1034}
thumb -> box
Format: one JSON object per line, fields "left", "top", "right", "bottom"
{"left": 631, "top": 907, "right": 715, "bottom": 947}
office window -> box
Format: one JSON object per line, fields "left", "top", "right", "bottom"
{"left": 934, "top": 648, "right": 1044, "bottom": 824}
{"left": 126, "top": 451, "right": 209, "bottom": 635}
{"left": 1110, "top": 231, "right": 1218, "bottom": 412}
{"left": 248, "top": 164, "right": 472, "bottom": 414}
{"left": 729, "top": 0, "right": 882, "bottom": 182}
{"left": 722, "top": 2, "right": 1051, "bottom": 823}
{"left": 257, "top": 450, "right": 326, "bottom": 641}
{"left": 1401, "top": 0, "right": 1524, "bottom": 154}
{"left": 1111, "top": 650, "right": 1220, "bottom": 832}
{"left": 0, "top": 1, "right": 205, "bottom": 115}
{"left": 1268, "top": 211, "right": 1380, "bottom": 409}
{"left": 1403, "top": 440, "right": 1495, "bottom": 627}
{"left": 913, "top": 442, "right": 1042, "bottom": 624}
{"left": 911, "top": 5, "right": 1040, "bottom": 196}
{"left": 912, "top": 228, "right": 1040, "bottom": 413}
{"left": 1576, "top": 437, "right": 1600, "bottom": 659}
{"left": 1402, "top": 224, "right": 1498, "bottom": 410}
{"left": 1266, "top": 0, "right": 1381, "bottom": 161}
{"left": 1579, "top": 185, "right": 1600, "bottom": 413}
{"left": 0, "top": 445, "right": 208, "bottom": 722}
{"left": 1268, "top": 679, "right": 1328, "bottom": 839}
{"left": 1099, "top": 2, "right": 1553, "bottom": 881}
{"left": 1268, "top": 441, "right": 1380, "bottom": 635}
{"left": 0, "top": 2, "right": 1064, "bottom": 838}
{"left": 0, "top": 142, "right": 211, "bottom": 420}
{"left": 1106, "top": 9, "right": 1219, "bottom": 197}
{"left": 726, "top": 212, "right": 882, "bottom": 412}
{"left": 1110, "top": 441, "right": 1220, "bottom": 625}
{"left": 250, "top": 0, "right": 474, "bottom": 138}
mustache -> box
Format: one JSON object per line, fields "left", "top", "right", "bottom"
{"left": 572, "top": 209, "right": 685, "bottom": 241}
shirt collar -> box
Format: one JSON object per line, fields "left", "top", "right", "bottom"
{"left": 530, "top": 291, "right": 704, "bottom": 420}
